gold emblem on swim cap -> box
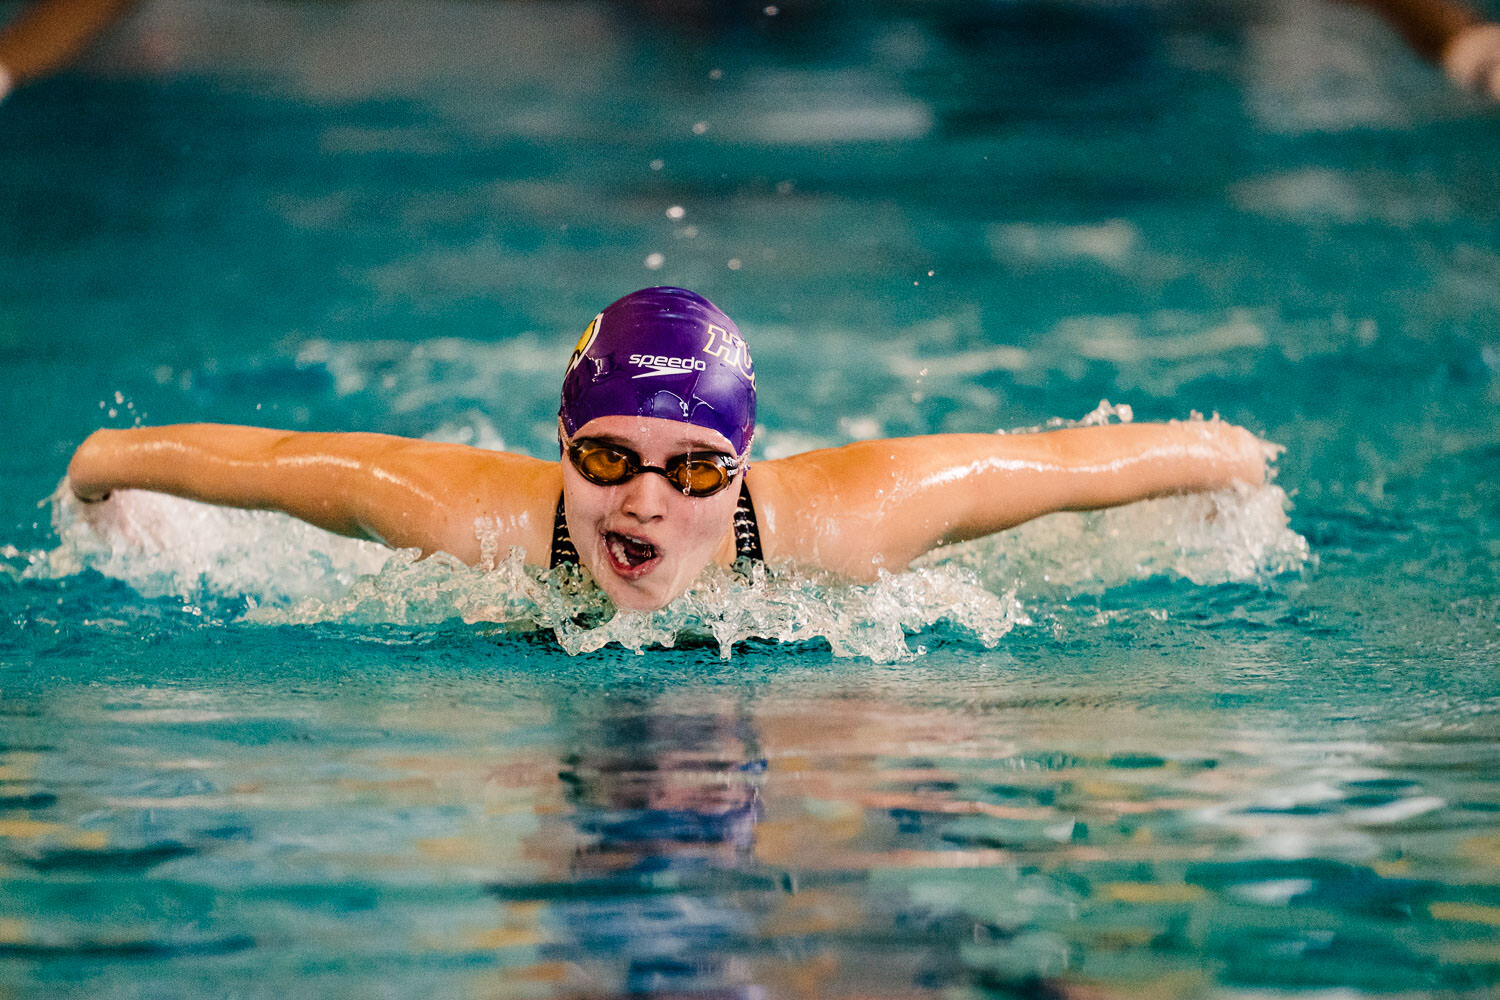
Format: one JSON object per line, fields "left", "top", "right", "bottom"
{"left": 566, "top": 313, "right": 603, "bottom": 373}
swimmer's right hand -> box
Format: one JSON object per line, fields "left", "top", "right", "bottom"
{"left": 66, "top": 430, "right": 125, "bottom": 503}
{"left": 63, "top": 482, "right": 152, "bottom": 550}
{"left": 66, "top": 476, "right": 110, "bottom": 504}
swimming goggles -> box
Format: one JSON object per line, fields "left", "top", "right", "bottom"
{"left": 566, "top": 438, "right": 742, "bottom": 497}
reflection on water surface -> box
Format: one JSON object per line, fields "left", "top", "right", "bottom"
{"left": 2, "top": 648, "right": 1497, "bottom": 997}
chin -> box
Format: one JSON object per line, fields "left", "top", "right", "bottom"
{"left": 611, "top": 591, "right": 672, "bottom": 612}
{"left": 598, "top": 579, "right": 679, "bottom": 612}
{"left": 584, "top": 560, "right": 681, "bottom": 612}
{"left": 582, "top": 535, "right": 706, "bottom": 612}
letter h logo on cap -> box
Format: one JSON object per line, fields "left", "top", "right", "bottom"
{"left": 703, "top": 324, "right": 754, "bottom": 382}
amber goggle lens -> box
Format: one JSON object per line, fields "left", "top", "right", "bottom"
{"left": 568, "top": 440, "right": 740, "bottom": 497}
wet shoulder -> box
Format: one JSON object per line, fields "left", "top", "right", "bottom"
{"left": 406, "top": 443, "right": 560, "bottom": 566}
{"left": 747, "top": 446, "right": 889, "bottom": 571}
{"left": 477, "top": 450, "right": 561, "bottom": 564}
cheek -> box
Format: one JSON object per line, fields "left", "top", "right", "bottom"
{"left": 676, "top": 495, "right": 738, "bottom": 549}
{"left": 565, "top": 490, "right": 605, "bottom": 529}
{"left": 560, "top": 468, "right": 610, "bottom": 528}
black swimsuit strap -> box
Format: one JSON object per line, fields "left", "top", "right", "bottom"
{"left": 549, "top": 495, "right": 580, "bottom": 568}
{"left": 732, "top": 481, "right": 764, "bottom": 562}
{"left": 549, "top": 481, "right": 763, "bottom": 568}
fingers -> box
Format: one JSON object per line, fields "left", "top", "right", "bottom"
{"left": 65, "top": 475, "right": 110, "bottom": 504}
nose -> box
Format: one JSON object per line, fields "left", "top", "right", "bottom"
{"left": 617, "top": 469, "right": 676, "bottom": 521}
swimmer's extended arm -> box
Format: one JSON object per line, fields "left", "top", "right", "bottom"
{"left": 758, "top": 420, "right": 1270, "bottom": 577}
{"left": 67, "top": 424, "right": 558, "bottom": 564}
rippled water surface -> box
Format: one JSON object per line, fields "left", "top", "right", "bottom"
{"left": 3, "top": 0, "right": 1500, "bottom": 996}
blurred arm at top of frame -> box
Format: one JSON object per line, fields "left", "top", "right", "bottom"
{"left": 1346, "top": 0, "right": 1500, "bottom": 99}
{"left": 0, "top": 0, "right": 137, "bottom": 101}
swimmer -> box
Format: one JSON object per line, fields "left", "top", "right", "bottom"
{"left": 66, "top": 287, "right": 1271, "bottom": 611}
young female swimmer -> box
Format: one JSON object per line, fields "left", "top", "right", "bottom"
{"left": 67, "top": 287, "right": 1270, "bottom": 611}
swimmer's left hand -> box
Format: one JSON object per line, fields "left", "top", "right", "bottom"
{"left": 1201, "top": 420, "right": 1277, "bottom": 487}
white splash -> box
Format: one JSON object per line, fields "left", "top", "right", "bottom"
{"left": 930, "top": 482, "right": 1309, "bottom": 595}
{"left": 247, "top": 545, "right": 1025, "bottom": 663}
{"left": 32, "top": 485, "right": 392, "bottom": 607}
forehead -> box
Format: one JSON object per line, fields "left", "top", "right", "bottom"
{"left": 571, "top": 415, "right": 736, "bottom": 454}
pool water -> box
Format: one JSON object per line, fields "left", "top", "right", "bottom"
{"left": 3, "top": 0, "right": 1500, "bottom": 995}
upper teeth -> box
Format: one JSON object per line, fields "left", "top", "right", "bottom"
{"left": 610, "top": 534, "right": 649, "bottom": 562}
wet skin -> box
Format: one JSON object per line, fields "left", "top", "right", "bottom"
{"left": 560, "top": 416, "right": 744, "bottom": 611}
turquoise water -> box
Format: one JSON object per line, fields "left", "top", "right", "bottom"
{"left": 3, "top": 0, "right": 1500, "bottom": 995}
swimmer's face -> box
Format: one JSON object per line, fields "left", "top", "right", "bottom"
{"left": 561, "top": 415, "right": 744, "bottom": 611}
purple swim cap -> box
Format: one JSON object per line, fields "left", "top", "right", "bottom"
{"left": 559, "top": 287, "right": 757, "bottom": 455}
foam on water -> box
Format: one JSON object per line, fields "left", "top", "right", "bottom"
{"left": 934, "top": 481, "right": 1309, "bottom": 596}
{"left": 248, "top": 546, "right": 1027, "bottom": 661}
{"left": 29, "top": 485, "right": 393, "bottom": 609}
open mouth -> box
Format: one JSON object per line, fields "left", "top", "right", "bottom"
{"left": 604, "top": 531, "right": 661, "bottom": 576}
